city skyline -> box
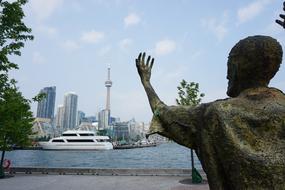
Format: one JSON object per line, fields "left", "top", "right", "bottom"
{"left": 37, "top": 82, "right": 118, "bottom": 131}
{"left": 11, "top": 0, "right": 285, "bottom": 123}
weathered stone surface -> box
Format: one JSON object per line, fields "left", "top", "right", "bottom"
{"left": 199, "top": 87, "right": 285, "bottom": 189}
{"left": 136, "top": 36, "right": 285, "bottom": 189}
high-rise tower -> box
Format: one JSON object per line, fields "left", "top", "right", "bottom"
{"left": 105, "top": 68, "right": 112, "bottom": 111}
{"left": 62, "top": 92, "right": 78, "bottom": 130}
{"left": 55, "top": 105, "right": 64, "bottom": 132}
{"left": 36, "top": 86, "right": 56, "bottom": 119}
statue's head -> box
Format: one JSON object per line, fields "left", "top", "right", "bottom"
{"left": 227, "top": 35, "right": 283, "bottom": 97}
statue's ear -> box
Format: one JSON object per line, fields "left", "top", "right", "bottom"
{"left": 146, "top": 115, "right": 166, "bottom": 137}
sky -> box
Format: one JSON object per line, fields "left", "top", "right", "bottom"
{"left": 9, "top": 0, "right": 285, "bottom": 123}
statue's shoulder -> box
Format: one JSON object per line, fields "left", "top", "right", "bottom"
{"left": 205, "top": 87, "right": 285, "bottom": 115}
{"left": 270, "top": 87, "right": 285, "bottom": 95}
{"left": 202, "top": 98, "right": 231, "bottom": 117}
{"left": 206, "top": 97, "right": 231, "bottom": 108}
{"left": 239, "top": 87, "right": 285, "bottom": 100}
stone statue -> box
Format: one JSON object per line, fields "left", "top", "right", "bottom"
{"left": 136, "top": 35, "right": 285, "bottom": 190}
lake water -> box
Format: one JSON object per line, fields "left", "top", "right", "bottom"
{"left": 5, "top": 143, "right": 202, "bottom": 169}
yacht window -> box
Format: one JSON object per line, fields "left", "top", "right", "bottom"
{"left": 62, "top": 134, "right": 77, "bottom": 136}
{"left": 96, "top": 139, "right": 110, "bottom": 142}
{"left": 52, "top": 139, "right": 65, "bottom": 143}
{"left": 66, "top": 139, "right": 94, "bottom": 142}
{"left": 79, "top": 134, "right": 94, "bottom": 136}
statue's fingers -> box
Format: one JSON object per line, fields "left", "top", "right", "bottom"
{"left": 276, "top": 19, "right": 284, "bottom": 27}
{"left": 146, "top": 56, "right": 151, "bottom": 67}
{"left": 135, "top": 59, "right": 139, "bottom": 67}
{"left": 135, "top": 59, "right": 142, "bottom": 75}
{"left": 280, "top": 14, "right": 285, "bottom": 19}
{"left": 138, "top": 53, "right": 142, "bottom": 63}
{"left": 150, "top": 58, "right": 154, "bottom": 69}
{"left": 142, "top": 52, "right": 146, "bottom": 65}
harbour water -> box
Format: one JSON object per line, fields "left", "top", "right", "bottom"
{"left": 6, "top": 143, "right": 202, "bottom": 169}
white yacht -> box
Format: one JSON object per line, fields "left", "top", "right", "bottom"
{"left": 39, "top": 130, "right": 113, "bottom": 150}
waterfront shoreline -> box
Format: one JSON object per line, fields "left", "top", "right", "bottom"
{"left": 7, "top": 167, "right": 206, "bottom": 177}
{"left": 13, "top": 143, "right": 157, "bottom": 150}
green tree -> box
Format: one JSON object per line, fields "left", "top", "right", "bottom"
{"left": 176, "top": 79, "right": 205, "bottom": 106}
{"left": 176, "top": 79, "right": 204, "bottom": 183}
{"left": 0, "top": 0, "right": 34, "bottom": 178}
{"left": 0, "top": 83, "right": 34, "bottom": 166}
{"left": 0, "top": 0, "right": 33, "bottom": 71}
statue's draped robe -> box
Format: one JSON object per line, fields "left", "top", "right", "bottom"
{"left": 152, "top": 87, "right": 285, "bottom": 190}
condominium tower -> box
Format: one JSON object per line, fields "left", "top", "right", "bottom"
{"left": 55, "top": 105, "right": 64, "bottom": 131}
{"left": 36, "top": 86, "right": 56, "bottom": 119}
{"left": 62, "top": 92, "right": 78, "bottom": 130}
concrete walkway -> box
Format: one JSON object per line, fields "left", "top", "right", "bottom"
{"left": 0, "top": 174, "right": 209, "bottom": 190}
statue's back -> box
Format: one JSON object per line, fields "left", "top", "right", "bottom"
{"left": 201, "top": 87, "right": 285, "bottom": 189}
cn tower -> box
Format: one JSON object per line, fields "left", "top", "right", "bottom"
{"left": 105, "top": 68, "right": 112, "bottom": 112}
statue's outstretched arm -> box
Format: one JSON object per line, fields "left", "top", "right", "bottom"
{"left": 136, "top": 52, "right": 166, "bottom": 112}
{"left": 136, "top": 52, "right": 204, "bottom": 149}
{"left": 276, "top": 2, "right": 285, "bottom": 28}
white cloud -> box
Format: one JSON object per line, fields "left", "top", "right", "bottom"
{"left": 124, "top": 13, "right": 141, "bottom": 27}
{"left": 61, "top": 40, "right": 80, "bottom": 51}
{"left": 190, "top": 50, "right": 204, "bottom": 61}
{"left": 71, "top": 1, "right": 83, "bottom": 12}
{"left": 32, "top": 52, "right": 45, "bottom": 65}
{"left": 154, "top": 66, "right": 185, "bottom": 83}
{"left": 30, "top": 0, "right": 64, "bottom": 21}
{"left": 119, "top": 38, "right": 133, "bottom": 51}
{"left": 155, "top": 39, "right": 176, "bottom": 56}
{"left": 201, "top": 12, "right": 228, "bottom": 41}
{"left": 80, "top": 30, "right": 105, "bottom": 44}
{"left": 61, "top": 30, "right": 105, "bottom": 52}
{"left": 237, "top": 0, "right": 272, "bottom": 25}
{"left": 36, "top": 25, "right": 57, "bottom": 37}
{"left": 97, "top": 46, "right": 112, "bottom": 56}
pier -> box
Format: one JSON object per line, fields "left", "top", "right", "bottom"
{"left": 113, "top": 143, "right": 157, "bottom": 149}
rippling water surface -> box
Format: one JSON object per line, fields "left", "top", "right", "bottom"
{"left": 6, "top": 143, "right": 202, "bottom": 169}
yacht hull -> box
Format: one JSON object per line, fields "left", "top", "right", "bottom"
{"left": 39, "top": 142, "right": 113, "bottom": 150}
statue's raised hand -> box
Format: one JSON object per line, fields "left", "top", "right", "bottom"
{"left": 276, "top": 2, "right": 285, "bottom": 28}
{"left": 136, "top": 52, "right": 154, "bottom": 83}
